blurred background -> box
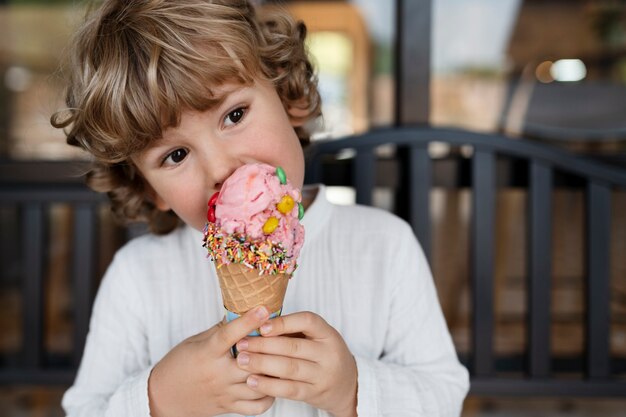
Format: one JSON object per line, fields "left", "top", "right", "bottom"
{"left": 1, "top": 0, "right": 625, "bottom": 415}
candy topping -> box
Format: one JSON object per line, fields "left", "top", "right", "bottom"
{"left": 207, "top": 191, "right": 219, "bottom": 223}
{"left": 207, "top": 207, "right": 216, "bottom": 223}
{"left": 276, "top": 166, "right": 287, "bottom": 184}
{"left": 276, "top": 195, "right": 295, "bottom": 214}
{"left": 208, "top": 192, "right": 219, "bottom": 206}
{"left": 298, "top": 202, "right": 305, "bottom": 220}
{"left": 262, "top": 216, "right": 279, "bottom": 234}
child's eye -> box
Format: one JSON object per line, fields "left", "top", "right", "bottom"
{"left": 163, "top": 148, "right": 188, "bottom": 166}
{"left": 224, "top": 107, "right": 246, "bottom": 127}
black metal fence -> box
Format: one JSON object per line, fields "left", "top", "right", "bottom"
{"left": 305, "top": 126, "right": 626, "bottom": 397}
{"left": 1, "top": 126, "right": 626, "bottom": 397}
{"left": 0, "top": 161, "right": 110, "bottom": 384}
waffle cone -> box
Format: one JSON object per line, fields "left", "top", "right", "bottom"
{"left": 216, "top": 263, "right": 289, "bottom": 315}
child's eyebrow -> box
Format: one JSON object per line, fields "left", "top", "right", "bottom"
{"left": 176, "top": 83, "right": 250, "bottom": 119}
{"left": 211, "top": 85, "right": 248, "bottom": 103}
{"left": 133, "top": 142, "right": 169, "bottom": 165}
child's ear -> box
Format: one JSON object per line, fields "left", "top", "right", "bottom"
{"left": 287, "top": 105, "right": 309, "bottom": 127}
{"left": 144, "top": 184, "right": 171, "bottom": 211}
{"left": 153, "top": 194, "right": 171, "bottom": 212}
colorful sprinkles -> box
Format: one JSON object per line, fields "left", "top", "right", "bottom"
{"left": 203, "top": 222, "right": 297, "bottom": 275}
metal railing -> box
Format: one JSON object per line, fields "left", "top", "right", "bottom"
{"left": 0, "top": 161, "right": 109, "bottom": 384}
{"left": 1, "top": 127, "right": 626, "bottom": 397}
{"left": 305, "top": 126, "right": 626, "bottom": 397}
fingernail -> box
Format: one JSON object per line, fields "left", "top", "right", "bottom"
{"left": 237, "top": 338, "right": 248, "bottom": 351}
{"left": 260, "top": 323, "right": 272, "bottom": 334}
{"left": 247, "top": 375, "right": 258, "bottom": 388}
{"left": 237, "top": 352, "right": 249, "bottom": 366}
{"left": 255, "top": 306, "right": 269, "bottom": 320}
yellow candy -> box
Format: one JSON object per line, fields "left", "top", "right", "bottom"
{"left": 263, "top": 216, "right": 279, "bottom": 234}
{"left": 276, "top": 195, "right": 295, "bottom": 214}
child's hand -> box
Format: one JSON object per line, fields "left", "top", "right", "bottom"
{"left": 148, "top": 306, "right": 275, "bottom": 417}
{"left": 235, "top": 312, "right": 358, "bottom": 417}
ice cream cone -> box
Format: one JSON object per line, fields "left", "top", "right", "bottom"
{"left": 216, "top": 263, "right": 289, "bottom": 315}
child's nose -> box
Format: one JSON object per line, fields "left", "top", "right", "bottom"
{"left": 203, "top": 154, "right": 240, "bottom": 192}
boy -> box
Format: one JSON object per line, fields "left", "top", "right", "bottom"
{"left": 52, "top": 1, "right": 469, "bottom": 416}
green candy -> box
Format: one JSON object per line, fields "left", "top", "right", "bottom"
{"left": 276, "top": 166, "right": 287, "bottom": 184}
{"left": 298, "top": 202, "right": 305, "bottom": 220}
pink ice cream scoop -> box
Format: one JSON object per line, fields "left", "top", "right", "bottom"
{"left": 204, "top": 163, "right": 305, "bottom": 274}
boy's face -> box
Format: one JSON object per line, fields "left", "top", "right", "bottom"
{"left": 134, "top": 79, "right": 306, "bottom": 232}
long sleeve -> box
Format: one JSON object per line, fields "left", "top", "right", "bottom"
{"left": 352, "top": 222, "right": 469, "bottom": 416}
{"left": 61, "top": 189, "right": 468, "bottom": 417}
{"left": 62, "top": 253, "right": 152, "bottom": 417}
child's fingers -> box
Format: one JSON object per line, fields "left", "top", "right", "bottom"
{"left": 229, "top": 382, "right": 270, "bottom": 401}
{"left": 246, "top": 374, "right": 312, "bottom": 403}
{"left": 232, "top": 397, "right": 275, "bottom": 416}
{"left": 211, "top": 306, "right": 270, "bottom": 352}
{"left": 236, "top": 335, "right": 317, "bottom": 360}
{"left": 259, "top": 311, "right": 331, "bottom": 339}
{"left": 224, "top": 360, "right": 255, "bottom": 384}
{"left": 236, "top": 351, "right": 319, "bottom": 382}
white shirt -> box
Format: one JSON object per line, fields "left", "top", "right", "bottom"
{"left": 62, "top": 185, "right": 469, "bottom": 417}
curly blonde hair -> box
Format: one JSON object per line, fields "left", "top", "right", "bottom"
{"left": 51, "top": 0, "right": 321, "bottom": 234}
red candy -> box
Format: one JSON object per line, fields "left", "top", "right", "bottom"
{"left": 207, "top": 191, "right": 220, "bottom": 223}
{"left": 208, "top": 192, "right": 219, "bottom": 207}
{"left": 207, "top": 207, "right": 216, "bottom": 223}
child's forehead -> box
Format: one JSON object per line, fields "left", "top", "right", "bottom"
{"left": 210, "top": 81, "right": 250, "bottom": 100}
{"left": 193, "top": 79, "right": 258, "bottom": 112}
